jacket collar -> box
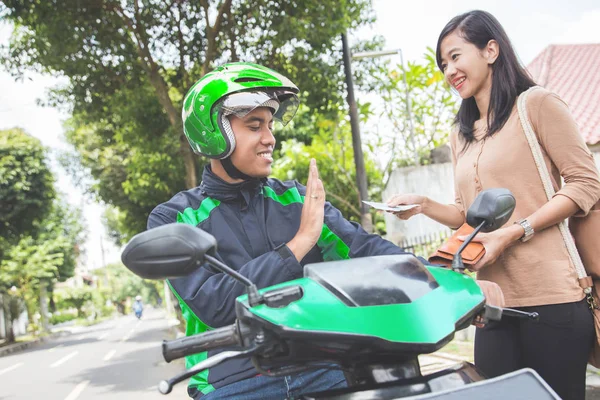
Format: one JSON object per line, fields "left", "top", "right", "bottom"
{"left": 200, "top": 165, "right": 266, "bottom": 203}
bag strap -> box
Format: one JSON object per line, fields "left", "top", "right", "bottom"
{"left": 516, "top": 86, "right": 592, "bottom": 294}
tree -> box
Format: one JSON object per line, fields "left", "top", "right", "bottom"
{"left": 367, "top": 48, "right": 458, "bottom": 185}
{"left": 96, "top": 262, "right": 163, "bottom": 313}
{"left": 272, "top": 105, "right": 384, "bottom": 225}
{"left": 0, "top": 196, "right": 85, "bottom": 337}
{"left": 55, "top": 287, "right": 93, "bottom": 318}
{"left": 1, "top": 0, "right": 376, "bottom": 189}
{"left": 0, "top": 128, "right": 55, "bottom": 255}
{"left": 1, "top": 0, "right": 383, "bottom": 242}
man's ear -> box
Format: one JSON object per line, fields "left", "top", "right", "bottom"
{"left": 486, "top": 39, "right": 499, "bottom": 65}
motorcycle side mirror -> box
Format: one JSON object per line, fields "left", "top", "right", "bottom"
{"left": 466, "top": 188, "right": 516, "bottom": 233}
{"left": 452, "top": 188, "right": 516, "bottom": 272}
{"left": 121, "top": 223, "right": 218, "bottom": 280}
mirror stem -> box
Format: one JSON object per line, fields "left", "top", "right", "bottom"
{"left": 204, "top": 254, "right": 263, "bottom": 306}
{"left": 452, "top": 220, "right": 486, "bottom": 272}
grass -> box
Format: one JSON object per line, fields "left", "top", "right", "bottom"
{"left": 436, "top": 339, "right": 475, "bottom": 362}
{"left": 74, "top": 314, "right": 114, "bottom": 327}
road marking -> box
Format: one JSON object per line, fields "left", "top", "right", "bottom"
{"left": 103, "top": 349, "right": 117, "bottom": 361}
{"left": 50, "top": 351, "right": 79, "bottom": 368}
{"left": 97, "top": 332, "right": 110, "bottom": 340}
{"left": 0, "top": 362, "right": 24, "bottom": 376}
{"left": 49, "top": 344, "right": 64, "bottom": 352}
{"left": 121, "top": 327, "right": 136, "bottom": 342}
{"left": 63, "top": 380, "right": 90, "bottom": 400}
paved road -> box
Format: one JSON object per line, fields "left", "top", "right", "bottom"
{"left": 0, "top": 308, "right": 189, "bottom": 399}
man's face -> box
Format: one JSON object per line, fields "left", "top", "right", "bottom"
{"left": 228, "top": 107, "right": 275, "bottom": 178}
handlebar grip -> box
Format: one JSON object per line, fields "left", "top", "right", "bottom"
{"left": 162, "top": 324, "right": 240, "bottom": 363}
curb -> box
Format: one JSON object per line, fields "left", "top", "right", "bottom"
{"left": 0, "top": 330, "right": 71, "bottom": 358}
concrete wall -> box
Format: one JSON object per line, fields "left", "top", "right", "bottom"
{"left": 382, "top": 163, "right": 455, "bottom": 244}
{"left": 383, "top": 151, "right": 600, "bottom": 243}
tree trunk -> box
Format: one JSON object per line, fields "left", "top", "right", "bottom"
{"left": 146, "top": 64, "right": 198, "bottom": 189}
{"left": 48, "top": 286, "right": 56, "bottom": 313}
{"left": 115, "top": 2, "right": 199, "bottom": 189}
{"left": 2, "top": 296, "right": 15, "bottom": 343}
{"left": 39, "top": 284, "right": 49, "bottom": 332}
{"left": 180, "top": 135, "right": 199, "bottom": 189}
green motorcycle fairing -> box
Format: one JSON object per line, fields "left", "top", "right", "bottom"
{"left": 236, "top": 255, "right": 484, "bottom": 355}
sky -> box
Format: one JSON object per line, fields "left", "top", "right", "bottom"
{"left": 1, "top": 0, "right": 599, "bottom": 270}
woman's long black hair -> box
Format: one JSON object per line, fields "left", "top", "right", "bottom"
{"left": 435, "top": 10, "right": 536, "bottom": 144}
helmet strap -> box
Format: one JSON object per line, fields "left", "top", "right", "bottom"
{"left": 220, "top": 157, "right": 253, "bottom": 181}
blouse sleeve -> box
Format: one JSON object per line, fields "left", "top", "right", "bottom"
{"left": 530, "top": 92, "right": 600, "bottom": 215}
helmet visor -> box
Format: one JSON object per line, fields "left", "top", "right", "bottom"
{"left": 217, "top": 91, "right": 299, "bottom": 126}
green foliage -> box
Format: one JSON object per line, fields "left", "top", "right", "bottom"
{"left": 96, "top": 262, "right": 163, "bottom": 309}
{"left": 102, "top": 206, "right": 128, "bottom": 246}
{"left": 272, "top": 107, "right": 383, "bottom": 222}
{"left": 54, "top": 287, "right": 93, "bottom": 317}
{"left": 1, "top": 0, "right": 382, "bottom": 243}
{"left": 49, "top": 311, "right": 78, "bottom": 325}
{"left": 0, "top": 196, "right": 85, "bottom": 337}
{"left": 0, "top": 128, "right": 55, "bottom": 250}
{"left": 0, "top": 197, "right": 85, "bottom": 290}
{"left": 61, "top": 95, "right": 186, "bottom": 239}
{"left": 368, "top": 48, "right": 458, "bottom": 183}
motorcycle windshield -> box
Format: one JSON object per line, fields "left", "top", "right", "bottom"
{"left": 305, "top": 254, "right": 439, "bottom": 307}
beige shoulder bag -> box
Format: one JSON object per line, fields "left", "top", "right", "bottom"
{"left": 517, "top": 86, "right": 600, "bottom": 366}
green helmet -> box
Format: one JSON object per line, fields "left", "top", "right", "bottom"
{"left": 182, "top": 62, "right": 300, "bottom": 159}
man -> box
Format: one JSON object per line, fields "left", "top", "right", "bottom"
{"left": 147, "top": 62, "right": 501, "bottom": 399}
{"left": 133, "top": 295, "right": 143, "bottom": 319}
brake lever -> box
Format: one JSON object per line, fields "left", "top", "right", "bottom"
{"left": 158, "top": 346, "right": 260, "bottom": 395}
{"left": 502, "top": 307, "right": 539, "bottom": 321}
{"left": 482, "top": 305, "right": 539, "bottom": 324}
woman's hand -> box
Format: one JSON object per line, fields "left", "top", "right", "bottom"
{"left": 386, "top": 193, "right": 427, "bottom": 220}
{"left": 460, "top": 225, "right": 523, "bottom": 271}
{"left": 477, "top": 280, "right": 505, "bottom": 308}
{"left": 473, "top": 280, "right": 505, "bottom": 328}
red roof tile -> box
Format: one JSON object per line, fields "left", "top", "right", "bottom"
{"left": 527, "top": 44, "right": 600, "bottom": 145}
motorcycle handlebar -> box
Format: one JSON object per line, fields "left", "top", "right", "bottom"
{"left": 162, "top": 323, "right": 244, "bottom": 363}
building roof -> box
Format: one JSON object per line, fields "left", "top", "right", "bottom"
{"left": 527, "top": 44, "right": 600, "bottom": 145}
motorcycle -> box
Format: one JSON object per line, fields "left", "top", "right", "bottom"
{"left": 121, "top": 188, "right": 560, "bottom": 399}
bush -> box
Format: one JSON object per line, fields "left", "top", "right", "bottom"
{"left": 49, "top": 312, "right": 78, "bottom": 325}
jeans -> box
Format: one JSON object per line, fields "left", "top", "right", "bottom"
{"left": 197, "top": 368, "right": 347, "bottom": 400}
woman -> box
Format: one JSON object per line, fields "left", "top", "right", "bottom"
{"left": 387, "top": 10, "right": 600, "bottom": 400}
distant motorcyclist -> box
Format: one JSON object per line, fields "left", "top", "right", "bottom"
{"left": 133, "top": 295, "right": 143, "bottom": 319}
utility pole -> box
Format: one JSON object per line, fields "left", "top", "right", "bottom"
{"left": 100, "top": 235, "right": 109, "bottom": 288}
{"left": 352, "top": 49, "right": 419, "bottom": 166}
{"left": 341, "top": 32, "right": 373, "bottom": 233}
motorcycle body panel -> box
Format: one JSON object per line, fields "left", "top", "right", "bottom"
{"left": 237, "top": 255, "right": 484, "bottom": 352}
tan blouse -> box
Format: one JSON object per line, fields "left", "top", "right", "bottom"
{"left": 450, "top": 88, "right": 600, "bottom": 307}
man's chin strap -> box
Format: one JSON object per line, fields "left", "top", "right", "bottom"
{"left": 220, "top": 157, "right": 253, "bottom": 181}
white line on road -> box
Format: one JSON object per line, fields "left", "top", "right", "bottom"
{"left": 121, "top": 327, "right": 136, "bottom": 342}
{"left": 50, "top": 351, "right": 79, "bottom": 368}
{"left": 97, "top": 332, "right": 110, "bottom": 340}
{"left": 63, "top": 380, "right": 90, "bottom": 400}
{"left": 103, "top": 349, "right": 117, "bottom": 361}
{"left": 49, "top": 344, "right": 64, "bottom": 352}
{"left": 0, "top": 362, "right": 24, "bottom": 376}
